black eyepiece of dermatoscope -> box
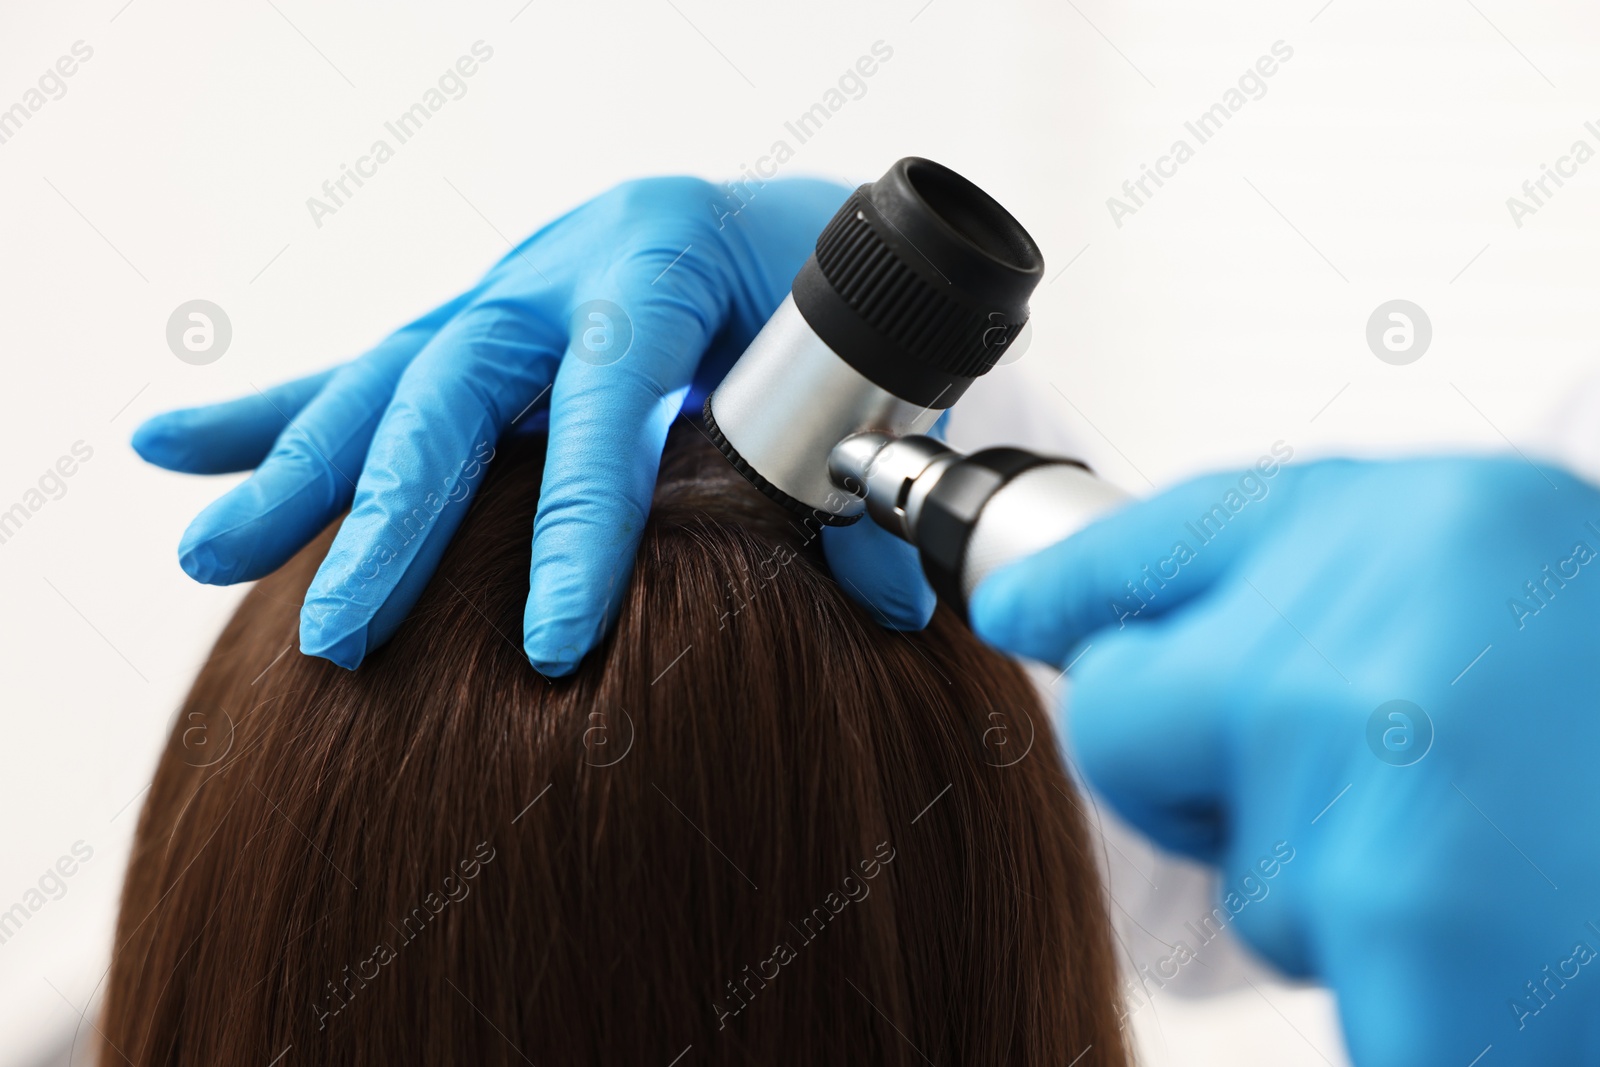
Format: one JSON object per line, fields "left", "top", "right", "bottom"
{"left": 707, "top": 159, "right": 1130, "bottom": 617}
{"left": 790, "top": 156, "right": 1045, "bottom": 409}
{"left": 703, "top": 157, "right": 1047, "bottom": 529}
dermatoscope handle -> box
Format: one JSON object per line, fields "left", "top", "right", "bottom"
{"left": 831, "top": 434, "right": 1131, "bottom": 614}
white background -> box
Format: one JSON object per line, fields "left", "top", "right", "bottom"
{"left": 4, "top": 0, "right": 1599, "bottom": 1063}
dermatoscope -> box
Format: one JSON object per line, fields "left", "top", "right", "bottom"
{"left": 704, "top": 157, "right": 1128, "bottom": 613}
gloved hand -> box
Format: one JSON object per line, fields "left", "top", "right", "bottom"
{"left": 971, "top": 455, "right": 1600, "bottom": 1066}
{"left": 133, "top": 177, "right": 935, "bottom": 673}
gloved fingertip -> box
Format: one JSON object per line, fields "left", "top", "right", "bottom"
{"left": 822, "top": 519, "right": 936, "bottom": 633}
{"left": 967, "top": 564, "right": 1027, "bottom": 648}
{"left": 971, "top": 555, "right": 1082, "bottom": 664}
{"left": 870, "top": 582, "right": 937, "bottom": 632}
{"left": 298, "top": 617, "right": 367, "bottom": 671}
{"left": 527, "top": 651, "right": 579, "bottom": 678}
{"left": 178, "top": 537, "right": 235, "bottom": 586}
{"left": 131, "top": 413, "right": 185, "bottom": 468}
{"left": 522, "top": 621, "right": 587, "bottom": 679}
{"left": 524, "top": 537, "right": 625, "bottom": 680}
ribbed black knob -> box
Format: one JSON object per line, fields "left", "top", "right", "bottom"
{"left": 790, "top": 157, "right": 1044, "bottom": 409}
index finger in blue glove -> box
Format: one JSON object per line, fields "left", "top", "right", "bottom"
{"left": 969, "top": 467, "right": 1295, "bottom": 664}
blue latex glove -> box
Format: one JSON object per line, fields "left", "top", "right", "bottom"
{"left": 134, "top": 177, "right": 935, "bottom": 673}
{"left": 972, "top": 455, "right": 1600, "bottom": 1066}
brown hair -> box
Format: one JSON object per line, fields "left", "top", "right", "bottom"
{"left": 101, "top": 425, "right": 1127, "bottom": 1066}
